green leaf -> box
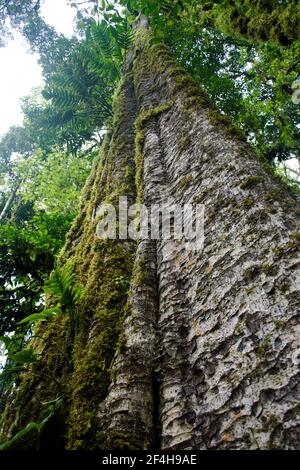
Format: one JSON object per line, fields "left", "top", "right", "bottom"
{"left": 9, "top": 349, "right": 38, "bottom": 364}
{"left": 18, "top": 307, "right": 60, "bottom": 325}
{"left": 0, "top": 422, "right": 38, "bottom": 450}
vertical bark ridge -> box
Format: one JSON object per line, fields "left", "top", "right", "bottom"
{"left": 141, "top": 115, "right": 199, "bottom": 449}
{"left": 96, "top": 239, "right": 159, "bottom": 449}
{"left": 65, "top": 73, "right": 138, "bottom": 449}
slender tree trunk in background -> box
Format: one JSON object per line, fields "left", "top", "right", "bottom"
{"left": 0, "top": 180, "right": 21, "bottom": 222}
{"left": 1, "top": 27, "right": 300, "bottom": 450}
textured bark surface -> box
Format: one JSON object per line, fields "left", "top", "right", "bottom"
{"left": 95, "top": 30, "right": 300, "bottom": 450}
{"left": 1, "top": 28, "right": 300, "bottom": 450}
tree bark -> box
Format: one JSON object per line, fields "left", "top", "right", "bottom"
{"left": 1, "top": 27, "right": 300, "bottom": 450}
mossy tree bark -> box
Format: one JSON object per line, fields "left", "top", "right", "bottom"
{"left": 195, "top": 0, "right": 300, "bottom": 46}
{"left": 1, "top": 27, "right": 300, "bottom": 450}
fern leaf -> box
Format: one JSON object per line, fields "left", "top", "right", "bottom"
{"left": 18, "top": 307, "right": 60, "bottom": 325}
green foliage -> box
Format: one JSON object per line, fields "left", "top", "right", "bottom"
{"left": 0, "top": 0, "right": 41, "bottom": 47}
{"left": 19, "top": 149, "right": 93, "bottom": 215}
{"left": 0, "top": 422, "right": 39, "bottom": 450}
{"left": 22, "top": 17, "right": 133, "bottom": 153}
{"left": 0, "top": 334, "right": 37, "bottom": 391}
{"left": 119, "top": 0, "right": 300, "bottom": 46}
{"left": 44, "top": 264, "right": 84, "bottom": 310}
{"left": 173, "top": 28, "right": 299, "bottom": 163}
{"left": 0, "top": 210, "right": 84, "bottom": 334}
{"left": 0, "top": 264, "right": 83, "bottom": 401}
{"left": 0, "top": 126, "right": 34, "bottom": 173}
{"left": 116, "top": 0, "right": 300, "bottom": 167}
{"left": 16, "top": 263, "right": 85, "bottom": 350}
{"left": 9, "top": 349, "right": 38, "bottom": 364}
{"left": 0, "top": 219, "right": 54, "bottom": 335}
{"left": 0, "top": 127, "right": 91, "bottom": 336}
{"left": 0, "top": 396, "right": 63, "bottom": 450}
{"left": 18, "top": 308, "right": 60, "bottom": 326}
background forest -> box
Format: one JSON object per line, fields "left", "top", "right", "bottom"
{"left": 0, "top": 0, "right": 299, "bottom": 441}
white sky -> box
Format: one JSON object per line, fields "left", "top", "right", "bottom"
{"left": 0, "top": 0, "right": 76, "bottom": 136}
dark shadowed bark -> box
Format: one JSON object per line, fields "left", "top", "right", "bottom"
{"left": 1, "top": 26, "right": 300, "bottom": 450}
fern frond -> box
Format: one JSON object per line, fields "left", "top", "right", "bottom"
{"left": 110, "top": 20, "right": 134, "bottom": 51}
{"left": 44, "top": 87, "right": 80, "bottom": 109}
{"left": 90, "top": 21, "right": 114, "bottom": 58}
{"left": 18, "top": 307, "right": 60, "bottom": 325}
{"left": 44, "top": 265, "right": 75, "bottom": 307}
{"left": 44, "top": 265, "right": 85, "bottom": 310}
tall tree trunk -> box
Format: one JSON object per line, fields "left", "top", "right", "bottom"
{"left": 1, "top": 27, "right": 300, "bottom": 450}
{"left": 0, "top": 179, "right": 21, "bottom": 223}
